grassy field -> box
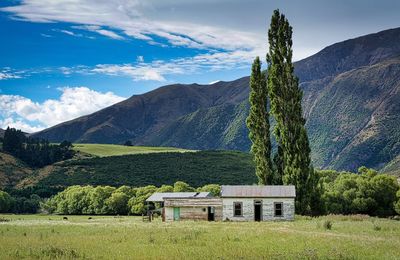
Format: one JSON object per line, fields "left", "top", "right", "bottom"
{"left": 72, "top": 143, "right": 193, "bottom": 157}
{"left": 0, "top": 214, "right": 399, "bottom": 259}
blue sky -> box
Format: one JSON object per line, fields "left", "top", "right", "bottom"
{"left": 0, "top": 0, "right": 399, "bottom": 132}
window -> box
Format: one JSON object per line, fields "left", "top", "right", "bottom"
{"left": 274, "top": 202, "right": 283, "bottom": 217}
{"left": 234, "top": 202, "right": 242, "bottom": 216}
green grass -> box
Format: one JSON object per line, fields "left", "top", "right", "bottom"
{"left": 72, "top": 143, "right": 193, "bottom": 157}
{"left": 0, "top": 214, "right": 399, "bottom": 259}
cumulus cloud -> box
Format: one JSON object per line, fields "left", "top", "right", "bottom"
{"left": 0, "top": 117, "right": 44, "bottom": 133}
{"left": 0, "top": 87, "right": 125, "bottom": 133}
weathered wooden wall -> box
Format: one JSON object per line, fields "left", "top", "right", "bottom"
{"left": 164, "top": 198, "right": 223, "bottom": 221}
{"left": 222, "top": 198, "right": 295, "bottom": 221}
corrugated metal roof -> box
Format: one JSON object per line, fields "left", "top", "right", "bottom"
{"left": 146, "top": 192, "right": 211, "bottom": 202}
{"left": 221, "top": 185, "right": 296, "bottom": 198}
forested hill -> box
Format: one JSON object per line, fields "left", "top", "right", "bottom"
{"left": 32, "top": 27, "right": 400, "bottom": 172}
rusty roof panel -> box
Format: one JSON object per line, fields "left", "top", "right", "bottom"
{"left": 221, "top": 185, "right": 295, "bottom": 198}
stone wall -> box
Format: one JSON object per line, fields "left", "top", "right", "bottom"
{"left": 222, "top": 198, "right": 295, "bottom": 221}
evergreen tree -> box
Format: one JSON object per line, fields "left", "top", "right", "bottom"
{"left": 266, "top": 9, "right": 317, "bottom": 214}
{"left": 246, "top": 57, "right": 273, "bottom": 184}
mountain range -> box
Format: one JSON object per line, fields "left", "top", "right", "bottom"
{"left": 32, "top": 28, "right": 400, "bottom": 172}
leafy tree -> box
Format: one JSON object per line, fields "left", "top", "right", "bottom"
{"left": 395, "top": 190, "right": 400, "bottom": 215}
{"left": 173, "top": 181, "right": 195, "bottom": 192}
{"left": 246, "top": 57, "right": 273, "bottom": 185}
{"left": 266, "top": 9, "right": 317, "bottom": 214}
{"left": 322, "top": 169, "right": 399, "bottom": 216}
{"left": 0, "top": 190, "right": 13, "bottom": 213}
{"left": 106, "top": 192, "right": 129, "bottom": 215}
{"left": 197, "top": 184, "right": 221, "bottom": 197}
{"left": 128, "top": 185, "right": 157, "bottom": 215}
{"left": 157, "top": 185, "right": 174, "bottom": 193}
{"left": 370, "top": 174, "right": 399, "bottom": 216}
{"left": 85, "top": 186, "right": 115, "bottom": 214}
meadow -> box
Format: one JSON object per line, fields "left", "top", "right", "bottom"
{"left": 72, "top": 143, "right": 193, "bottom": 157}
{"left": 0, "top": 214, "right": 399, "bottom": 259}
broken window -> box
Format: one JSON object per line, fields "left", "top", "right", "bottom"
{"left": 234, "top": 202, "right": 242, "bottom": 216}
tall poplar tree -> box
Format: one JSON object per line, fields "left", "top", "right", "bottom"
{"left": 266, "top": 9, "right": 317, "bottom": 214}
{"left": 246, "top": 57, "right": 273, "bottom": 184}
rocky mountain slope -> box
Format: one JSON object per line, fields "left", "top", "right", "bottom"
{"left": 32, "top": 28, "right": 400, "bottom": 171}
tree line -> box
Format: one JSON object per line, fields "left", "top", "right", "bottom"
{"left": 1, "top": 127, "right": 75, "bottom": 168}
{"left": 1, "top": 169, "right": 399, "bottom": 216}
{"left": 246, "top": 9, "right": 318, "bottom": 214}
{"left": 42, "top": 182, "right": 219, "bottom": 215}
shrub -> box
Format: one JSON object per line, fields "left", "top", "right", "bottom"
{"left": 323, "top": 220, "right": 333, "bottom": 230}
{"left": 373, "top": 223, "right": 381, "bottom": 231}
{"left": 0, "top": 190, "right": 13, "bottom": 213}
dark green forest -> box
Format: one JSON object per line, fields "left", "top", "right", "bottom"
{"left": 1, "top": 127, "right": 74, "bottom": 168}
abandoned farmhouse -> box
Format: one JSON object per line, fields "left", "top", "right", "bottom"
{"left": 146, "top": 185, "right": 296, "bottom": 221}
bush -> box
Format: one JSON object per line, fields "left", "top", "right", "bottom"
{"left": 197, "top": 184, "right": 221, "bottom": 197}
{"left": 320, "top": 168, "right": 399, "bottom": 216}
{"left": 0, "top": 190, "right": 13, "bottom": 213}
{"left": 373, "top": 223, "right": 381, "bottom": 231}
{"left": 173, "top": 181, "right": 195, "bottom": 192}
{"left": 323, "top": 220, "right": 333, "bottom": 230}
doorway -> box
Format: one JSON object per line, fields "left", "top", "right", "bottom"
{"left": 254, "top": 201, "right": 262, "bottom": 221}
{"left": 208, "top": 207, "right": 215, "bottom": 221}
{"left": 173, "top": 207, "right": 180, "bottom": 221}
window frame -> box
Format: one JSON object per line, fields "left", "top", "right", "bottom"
{"left": 233, "top": 202, "right": 243, "bottom": 217}
{"left": 274, "top": 202, "right": 283, "bottom": 217}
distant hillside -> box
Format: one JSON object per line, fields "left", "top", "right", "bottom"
{"left": 72, "top": 143, "right": 193, "bottom": 157}
{"left": 381, "top": 155, "right": 400, "bottom": 177}
{"left": 32, "top": 28, "right": 400, "bottom": 171}
{"left": 34, "top": 77, "right": 249, "bottom": 145}
{"left": 18, "top": 151, "right": 256, "bottom": 189}
{"left": 0, "top": 152, "right": 32, "bottom": 189}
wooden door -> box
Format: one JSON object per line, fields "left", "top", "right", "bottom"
{"left": 173, "top": 207, "right": 180, "bottom": 221}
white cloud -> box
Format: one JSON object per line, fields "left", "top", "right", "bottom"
{"left": 208, "top": 80, "right": 220, "bottom": 85}
{"left": 0, "top": 72, "right": 21, "bottom": 80}
{"left": 136, "top": 56, "right": 144, "bottom": 63}
{"left": 0, "top": 87, "right": 125, "bottom": 133}
{"left": 0, "top": 117, "right": 44, "bottom": 133}
{"left": 62, "top": 47, "right": 260, "bottom": 82}
{"left": 59, "top": 29, "right": 76, "bottom": 36}
{"left": 72, "top": 25, "right": 124, "bottom": 40}
{"left": 40, "top": 33, "right": 52, "bottom": 38}
{"left": 0, "top": 0, "right": 261, "bottom": 51}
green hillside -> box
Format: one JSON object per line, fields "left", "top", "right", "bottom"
{"left": 150, "top": 101, "right": 251, "bottom": 150}
{"left": 0, "top": 152, "right": 32, "bottom": 189}
{"left": 72, "top": 143, "right": 193, "bottom": 157}
{"left": 31, "top": 28, "right": 400, "bottom": 172}
{"left": 381, "top": 155, "right": 400, "bottom": 177}
{"left": 18, "top": 150, "right": 256, "bottom": 189}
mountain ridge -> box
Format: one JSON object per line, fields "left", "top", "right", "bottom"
{"left": 32, "top": 27, "right": 400, "bottom": 171}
